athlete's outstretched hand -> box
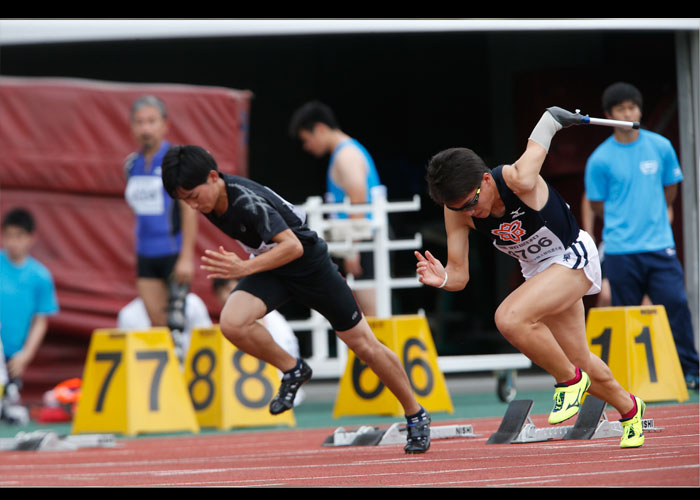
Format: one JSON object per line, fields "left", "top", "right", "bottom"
{"left": 201, "top": 246, "right": 247, "bottom": 279}
{"left": 415, "top": 250, "right": 447, "bottom": 288}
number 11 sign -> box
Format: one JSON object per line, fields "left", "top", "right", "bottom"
{"left": 586, "top": 306, "right": 689, "bottom": 402}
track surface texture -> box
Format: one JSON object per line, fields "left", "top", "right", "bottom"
{"left": 0, "top": 403, "right": 697, "bottom": 487}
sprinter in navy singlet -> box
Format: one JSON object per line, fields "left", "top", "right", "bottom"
{"left": 417, "top": 107, "right": 646, "bottom": 449}
{"left": 472, "top": 165, "right": 578, "bottom": 263}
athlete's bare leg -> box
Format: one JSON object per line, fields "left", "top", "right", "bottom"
{"left": 219, "top": 288, "right": 421, "bottom": 416}
{"left": 336, "top": 318, "right": 422, "bottom": 416}
{"left": 494, "top": 264, "right": 633, "bottom": 415}
{"left": 218, "top": 289, "right": 297, "bottom": 372}
{"left": 543, "top": 298, "right": 633, "bottom": 414}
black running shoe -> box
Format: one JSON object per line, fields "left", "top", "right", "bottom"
{"left": 269, "top": 359, "right": 312, "bottom": 415}
{"left": 404, "top": 408, "right": 431, "bottom": 454}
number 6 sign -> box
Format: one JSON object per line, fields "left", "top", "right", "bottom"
{"left": 333, "top": 315, "right": 454, "bottom": 418}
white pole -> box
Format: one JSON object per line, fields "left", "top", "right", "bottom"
{"left": 371, "top": 186, "right": 392, "bottom": 318}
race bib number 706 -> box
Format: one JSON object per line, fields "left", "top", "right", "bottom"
{"left": 493, "top": 225, "right": 565, "bottom": 263}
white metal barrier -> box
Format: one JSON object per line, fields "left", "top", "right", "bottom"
{"left": 288, "top": 187, "right": 531, "bottom": 381}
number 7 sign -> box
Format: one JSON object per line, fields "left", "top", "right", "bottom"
{"left": 72, "top": 328, "right": 200, "bottom": 436}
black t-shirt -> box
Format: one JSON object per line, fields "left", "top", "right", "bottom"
{"left": 205, "top": 172, "right": 328, "bottom": 275}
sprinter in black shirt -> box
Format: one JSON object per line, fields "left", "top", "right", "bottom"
{"left": 162, "top": 145, "right": 430, "bottom": 453}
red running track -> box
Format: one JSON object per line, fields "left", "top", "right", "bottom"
{"left": 1, "top": 403, "right": 697, "bottom": 487}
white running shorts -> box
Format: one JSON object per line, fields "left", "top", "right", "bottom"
{"left": 519, "top": 230, "right": 602, "bottom": 296}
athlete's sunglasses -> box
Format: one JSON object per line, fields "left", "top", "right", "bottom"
{"left": 445, "top": 187, "right": 480, "bottom": 212}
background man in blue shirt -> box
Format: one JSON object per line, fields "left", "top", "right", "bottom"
{"left": 585, "top": 82, "right": 699, "bottom": 389}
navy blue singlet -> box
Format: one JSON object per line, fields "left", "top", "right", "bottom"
{"left": 471, "top": 165, "right": 579, "bottom": 264}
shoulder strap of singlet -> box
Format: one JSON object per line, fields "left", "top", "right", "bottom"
{"left": 123, "top": 152, "right": 138, "bottom": 179}
{"left": 329, "top": 138, "right": 354, "bottom": 166}
{"left": 490, "top": 165, "right": 511, "bottom": 201}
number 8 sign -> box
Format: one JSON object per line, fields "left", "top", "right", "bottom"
{"left": 184, "top": 327, "right": 296, "bottom": 429}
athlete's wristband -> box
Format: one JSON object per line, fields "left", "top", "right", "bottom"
{"left": 438, "top": 271, "right": 448, "bottom": 289}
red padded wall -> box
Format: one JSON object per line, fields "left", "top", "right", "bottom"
{"left": 0, "top": 77, "right": 253, "bottom": 395}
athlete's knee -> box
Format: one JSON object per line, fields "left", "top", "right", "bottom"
{"left": 345, "top": 334, "right": 373, "bottom": 361}
{"left": 219, "top": 313, "right": 257, "bottom": 343}
{"left": 495, "top": 303, "right": 530, "bottom": 340}
{"left": 341, "top": 329, "right": 380, "bottom": 364}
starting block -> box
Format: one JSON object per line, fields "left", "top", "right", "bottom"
{"left": 487, "top": 396, "right": 663, "bottom": 444}
{"left": 0, "top": 431, "right": 118, "bottom": 452}
{"left": 323, "top": 422, "right": 479, "bottom": 447}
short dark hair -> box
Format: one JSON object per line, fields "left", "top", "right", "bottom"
{"left": 425, "top": 148, "right": 490, "bottom": 206}
{"left": 288, "top": 100, "right": 339, "bottom": 138}
{"left": 2, "top": 207, "right": 35, "bottom": 233}
{"left": 162, "top": 145, "right": 218, "bottom": 199}
{"left": 602, "top": 82, "right": 643, "bottom": 113}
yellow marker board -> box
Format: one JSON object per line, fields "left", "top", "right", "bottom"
{"left": 586, "top": 306, "right": 688, "bottom": 402}
{"left": 333, "top": 315, "right": 453, "bottom": 418}
{"left": 184, "top": 326, "right": 296, "bottom": 429}
{"left": 72, "top": 328, "right": 200, "bottom": 436}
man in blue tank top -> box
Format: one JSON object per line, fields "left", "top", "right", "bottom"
{"left": 289, "top": 101, "right": 382, "bottom": 316}
{"left": 418, "top": 106, "right": 646, "bottom": 448}
{"left": 585, "top": 82, "right": 698, "bottom": 390}
{"left": 124, "top": 96, "right": 198, "bottom": 358}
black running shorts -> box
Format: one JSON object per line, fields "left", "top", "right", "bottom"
{"left": 234, "top": 253, "right": 363, "bottom": 332}
{"left": 137, "top": 254, "right": 178, "bottom": 280}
